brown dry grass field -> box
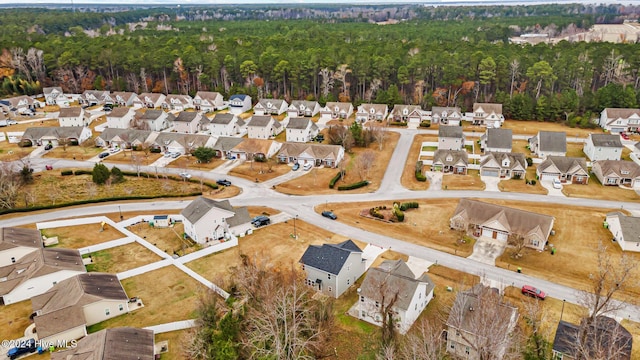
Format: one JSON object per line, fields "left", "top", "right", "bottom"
{"left": 104, "top": 209, "right": 183, "bottom": 222}
{"left": 185, "top": 220, "right": 363, "bottom": 284}
{"left": 275, "top": 132, "right": 400, "bottom": 195}
{"left": 128, "top": 222, "right": 198, "bottom": 256}
{"left": 41, "top": 223, "right": 125, "bottom": 249}
{"left": 88, "top": 266, "right": 207, "bottom": 332}
{"left": 622, "top": 147, "right": 632, "bottom": 161}
{"left": 321, "top": 199, "right": 475, "bottom": 257}
{"left": 155, "top": 329, "right": 189, "bottom": 360}
{"left": 163, "top": 155, "right": 224, "bottom": 171}
{"left": 442, "top": 170, "right": 486, "bottom": 190}
{"left": 0, "top": 301, "right": 34, "bottom": 341}
{"left": 41, "top": 145, "right": 103, "bottom": 160}
{"left": 230, "top": 161, "right": 292, "bottom": 182}
{"left": 511, "top": 139, "right": 531, "bottom": 155}
{"left": 246, "top": 206, "right": 280, "bottom": 218}
{"left": 84, "top": 242, "right": 163, "bottom": 273}
{"left": 562, "top": 174, "right": 640, "bottom": 202}
{"left": 401, "top": 134, "right": 433, "bottom": 190}
{"left": 0, "top": 139, "right": 34, "bottom": 161}
{"left": 498, "top": 167, "right": 548, "bottom": 194}
{"left": 4, "top": 119, "right": 59, "bottom": 132}
{"left": 499, "top": 120, "right": 603, "bottom": 138}
{"left": 621, "top": 320, "right": 640, "bottom": 360}
{"left": 103, "top": 151, "right": 163, "bottom": 165}
{"left": 566, "top": 142, "right": 586, "bottom": 158}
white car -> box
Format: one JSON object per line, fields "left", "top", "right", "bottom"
{"left": 109, "top": 147, "right": 119, "bottom": 154}
{"left": 303, "top": 163, "right": 313, "bottom": 171}
{"left": 179, "top": 172, "right": 192, "bottom": 179}
{"left": 552, "top": 178, "right": 562, "bottom": 189}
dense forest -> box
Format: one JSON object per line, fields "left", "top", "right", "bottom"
{"left": 1, "top": 4, "right": 639, "bottom": 125}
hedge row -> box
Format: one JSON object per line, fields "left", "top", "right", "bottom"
{"left": 415, "top": 171, "right": 427, "bottom": 182}
{"left": 389, "top": 121, "right": 408, "bottom": 127}
{"left": 329, "top": 170, "right": 344, "bottom": 189}
{"left": 399, "top": 202, "right": 419, "bottom": 211}
{"left": 419, "top": 121, "right": 431, "bottom": 128}
{"left": 369, "top": 207, "right": 384, "bottom": 219}
{"left": 337, "top": 180, "right": 369, "bottom": 191}
{"left": 64, "top": 169, "right": 219, "bottom": 190}
{"left": 393, "top": 207, "right": 405, "bottom": 222}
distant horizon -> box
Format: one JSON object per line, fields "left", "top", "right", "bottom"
{"left": 0, "top": 0, "right": 636, "bottom": 5}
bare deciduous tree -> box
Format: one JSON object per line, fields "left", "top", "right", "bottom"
{"left": 398, "top": 319, "right": 447, "bottom": 360}
{"left": 356, "top": 150, "right": 375, "bottom": 180}
{"left": 0, "top": 163, "right": 21, "bottom": 209}
{"left": 507, "top": 233, "right": 527, "bottom": 259}
{"left": 509, "top": 59, "right": 520, "bottom": 99}
{"left": 370, "top": 124, "right": 388, "bottom": 151}
{"left": 521, "top": 297, "right": 552, "bottom": 360}
{"left": 131, "top": 117, "right": 151, "bottom": 131}
{"left": 318, "top": 67, "right": 334, "bottom": 98}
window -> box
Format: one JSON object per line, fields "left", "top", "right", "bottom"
{"left": 10, "top": 257, "right": 15, "bottom": 263}
{"left": 375, "top": 301, "right": 380, "bottom": 308}
{"left": 328, "top": 286, "right": 332, "bottom": 292}
{"left": 327, "top": 274, "right": 331, "bottom": 279}
{"left": 347, "top": 279, "right": 350, "bottom": 285}
{"left": 119, "top": 304, "right": 124, "bottom": 311}
{"left": 450, "top": 343, "right": 455, "bottom": 349}
{"left": 105, "top": 309, "right": 110, "bottom": 316}
{"left": 360, "top": 296, "right": 364, "bottom": 302}
{"left": 465, "top": 346, "right": 470, "bottom": 355}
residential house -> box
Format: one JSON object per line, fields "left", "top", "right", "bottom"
{"left": 592, "top": 160, "right": 640, "bottom": 188}
{"left": 0, "top": 227, "right": 42, "bottom": 267}
{"left": 106, "top": 107, "right": 136, "bottom": 129}
{"left": 95, "top": 128, "right": 153, "bottom": 149}
{"left": 390, "top": 104, "right": 422, "bottom": 123}
{"left": 134, "top": 109, "right": 174, "bottom": 131}
{"left": 43, "top": 87, "right": 69, "bottom": 107}
{"left": 208, "top": 113, "right": 245, "bottom": 137}
{"left": 599, "top": 108, "right": 640, "bottom": 133}
{"left": 21, "top": 126, "right": 92, "bottom": 147}
{"left": 472, "top": 103, "right": 505, "bottom": 127}
{"left": 432, "top": 150, "right": 468, "bottom": 175}
{"left": 133, "top": 93, "right": 166, "bottom": 109}
{"left": 228, "top": 138, "right": 281, "bottom": 161}
{"left": 450, "top": 198, "right": 555, "bottom": 250}
{"left": 173, "top": 111, "right": 204, "bottom": 134}
{"left": 320, "top": 102, "right": 354, "bottom": 120}
{"left": 356, "top": 259, "right": 435, "bottom": 334}
{"left": 111, "top": 91, "right": 139, "bottom": 107}
{"left": 529, "top": 131, "right": 567, "bottom": 158}
{"left": 605, "top": 212, "right": 640, "bottom": 253}
{"left": 431, "top": 106, "right": 463, "bottom": 126}
{"left": 254, "top": 98, "right": 289, "bottom": 116}
{"left": 57, "top": 107, "right": 89, "bottom": 127}
{"left": 246, "top": 115, "right": 283, "bottom": 139}
{"left": 51, "top": 327, "right": 155, "bottom": 360}
{"left": 446, "top": 284, "right": 519, "bottom": 360}
{"left": 214, "top": 201, "right": 253, "bottom": 237}
{"left": 228, "top": 94, "right": 252, "bottom": 115}
{"left": 278, "top": 143, "right": 344, "bottom": 168}
{"left": 79, "top": 90, "right": 110, "bottom": 107}
{"left": 286, "top": 117, "right": 319, "bottom": 142}
{"left": 212, "top": 136, "right": 244, "bottom": 159}
{"left": 150, "top": 132, "right": 215, "bottom": 155}
{"left": 480, "top": 152, "right": 527, "bottom": 179}
{"left": 552, "top": 316, "right": 632, "bottom": 360}
{"left": 32, "top": 273, "right": 130, "bottom": 344}
{"left": 438, "top": 126, "right": 465, "bottom": 150}
{"left": 537, "top": 156, "right": 589, "bottom": 184}
{"left": 635, "top": 142, "right": 640, "bottom": 156}
{"left": 355, "top": 103, "right": 388, "bottom": 123}
{"left": 287, "top": 100, "right": 321, "bottom": 118}
{"left": 583, "top": 133, "right": 624, "bottom": 161}
{"left": 300, "top": 240, "right": 366, "bottom": 298}
{"left": 4, "top": 95, "right": 38, "bottom": 114}
{"left": 480, "top": 128, "right": 513, "bottom": 153}
{"left": 163, "top": 94, "right": 194, "bottom": 112}
{"left": 0, "top": 248, "right": 85, "bottom": 305}
{"left": 194, "top": 91, "right": 225, "bottom": 112}
{"left": 181, "top": 196, "right": 239, "bottom": 244}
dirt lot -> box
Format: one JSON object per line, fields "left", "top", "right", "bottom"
{"left": 498, "top": 167, "right": 548, "bottom": 194}
{"left": 442, "top": 170, "right": 486, "bottom": 190}
{"left": 275, "top": 132, "right": 400, "bottom": 195}
{"left": 401, "top": 134, "right": 433, "bottom": 190}
{"left": 0, "top": 301, "right": 34, "bottom": 341}
{"left": 562, "top": 174, "right": 640, "bottom": 202}
{"left": 163, "top": 155, "right": 225, "bottom": 171}
{"left": 84, "top": 242, "right": 162, "bottom": 273}
{"left": 499, "top": 120, "right": 602, "bottom": 138}
{"left": 41, "top": 223, "right": 126, "bottom": 249}
{"left": 185, "top": 219, "right": 364, "bottom": 284}
{"left": 103, "top": 151, "right": 164, "bottom": 166}
{"left": 321, "top": 199, "right": 475, "bottom": 257}
{"left": 230, "top": 161, "right": 293, "bottom": 182}
{"left": 128, "top": 222, "right": 198, "bottom": 256}
{"left": 87, "top": 266, "right": 207, "bottom": 331}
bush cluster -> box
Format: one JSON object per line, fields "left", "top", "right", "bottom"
{"left": 337, "top": 180, "right": 369, "bottom": 191}
{"left": 60, "top": 170, "right": 73, "bottom": 176}
{"left": 329, "top": 170, "right": 344, "bottom": 189}
{"left": 399, "top": 202, "right": 419, "bottom": 211}
{"left": 393, "top": 207, "right": 405, "bottom": 222}
{"left": 388, "top": 121, "right": 407, "bottom": 127}
{"left": 369, "top": 207, "right": 384, "bottom": 219}
{"left": 526, "top": 179, "right": 537, "bottom": 185}
{"left": 419, "top": 121, "right": 431, "bottom": 128}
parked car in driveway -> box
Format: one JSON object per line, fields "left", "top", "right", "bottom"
{"left": 521, "top": 285, "right": 546, "bottom": 300}
{"left": 251, "top": 215, "right": 270, "bottom": 227}
{"left": 322, "top": 211, "right": 337, "bottom": 220}
{"left": 98, "top": 152, "right": 109, "bottom": 159}
{"left": 170, "top": 152, "right": 181, "bottom": 158}
{"left": 620, "top": 132, "right": 630, "bottom": 140}
{"left": 552, "top": 178, "right": 562, "bottom": 189}
{"left": 303, "top": 163, "right": 312, "bottom": 171}
{"left": 7, "top": 338, "right": 37, "bottom": 359}
{"left": 292, "top": 163, "right": 300, "bottom": 171}
{"left": 44, "top": 143, "right": 53, "bottom": 150}
{"left": 216, "top": 179, "right": 232, "bottom": 186}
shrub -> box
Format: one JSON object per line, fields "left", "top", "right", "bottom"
{"left": 337, "top": 180, "right": 369, "bottom": 191}
{"left": 530, "top": 179, "right": 537, "bottom": 185}
{"left": 415, "top": 160, "right": 423, "bottom": 173}
{"left": 415, "top": 171, "right": 426, "bottom": 182}
{"left": 150, "top": 147, "right": 161, "bottom": 153}
{"left": 393, "top": 207, "right": 405, "bottom": 222}
{"left": 419, "top": 121, "right": 431, "bottom": 128}
{"left": 60, "top": 170, "right": 73, "bottom": 176}
{"left": 329, "top": 170, "right": 344, "bottom": 189}
{"left": 74, "top": 170, "right": 92, "bottom": 175}
{"left": 369, "top": 207, "right": 384, "bottom": 219}
{"left": 92, "top": 163, "right": 110, "bottom": 185}
{"left": 399, "top": 202, "right": 419, "bottom": 211}
{"left": 110, "top": 166, "right": 125, "bottom": 184}
{"left": 512, "top": 173, "right": 522, "bottom": 180}
{"left": 388, "top": 121, "right": 408, "bottom": 127}
{"left": 526, "top": 157, "right": 533, "bottom": 166}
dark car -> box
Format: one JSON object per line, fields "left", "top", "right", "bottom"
{"left": 7, "top": 338, "right": 37, "bottom": 359}
{"left": 44, "top": 143, "right": 53, "bottom": 151}
{"left": 98, "top": 152, "right": 109, "bottom": 159}
{"left": 252, "top": 215, "right": 271, "bottom": 227}
{"left": 103, "top": 104, "right": 113, "bottom": 112}
{"left": 521, "top": 285, "right": 546, "bottom": 300}
{"left": 216, "top": 179, "right": 232, "bottom": 186}
{"left": 292, "top": 163, "right": 300, "bottom": 171}
{"left": 322, "top": 211, "right": 337, "bottom": 220}
{"left": 315, "top": 134, "right": 325, "bottom": 142}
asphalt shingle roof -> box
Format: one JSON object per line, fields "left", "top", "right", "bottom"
{"left": 299, "top": 240, "right": 362, "bottom": 275}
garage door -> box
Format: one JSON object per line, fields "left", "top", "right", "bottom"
{"left": 167, "top": 146, "right": 184, "bottom": 154}
{"left": 540, "top": 173, "right": 559, "bottom": 181}
{"left": 482, "top": 228, "right": 496, "bottom": 238}
{"left": 481, "top": 169, "right": 499, "bottom": 177}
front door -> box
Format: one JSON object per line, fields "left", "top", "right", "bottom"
{"left": 492, "top": 231, "right": 498, "bottom": 239}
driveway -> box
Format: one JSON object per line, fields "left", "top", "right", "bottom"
{"left": 540, "top": 179, "right": 565, "bottom": 197}
{"left": 426, "top": 172, "right": 443, "bottom": 190}
{"left": 261, "top": 165, "right": 309, "bottom": 187}
{"left": 467, "top": 236, "right": 507, "bottom": 266}
{"left": 215, "top": 159, "right": 243, "bottom": 175}
{"left": 481, "top": 176, "right": 501, "bottom": 192}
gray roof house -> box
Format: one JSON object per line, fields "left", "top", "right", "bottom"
{"left": 537, "top": 156, "right": 589, "bottom": 184}
{"left": 598, "top": 108, "right": 640, "bottom": 133}
{"left": 583, "top": 134, "right": 624, "bottom": 161}
{"left": 300, "top": 240, "right": 366, "bottom": 298}
{"left": 450, "top": 198, "right": 555, "bottom": 250}
{"left": 480, "top": 152, "right": 527, "bottom": 179}
{"left": 605, "top": 212, "right": 640, "bottom": 253}
{"left": 194, "top": 91, "right": 225, "bottom": 112}
{"left": 552, "top": 316, "right": 632, "bottom": 360}
{"left": 212, "top": 136, "right": 244, "bottom": 158}
{"left": 51, "top": 327, "right": 155, "bottom": 360}
{"left": 285, "top": 117, "right": 319, "bottom": 142}
{"left": 472, "top": 103, "right": 504, "bottom": 127}
{"left": 287, "top": 100, "right": 321, "bottom": 118}
{"left": 355, "top": 103, "right": 389, "bottom": 123}
{"left": 277, "top": 142, "right": 345, "bottom": 168}
{"left": 438, "top": 126, "right": 465, "bottom": 150}
{"left": 0, "top": 227, "right": 42, "bottom": 267}
{"left": 180, "top": 196, "right": 247, "bottom": 244}
{"left": 432, "top": 150, "right": 468, "bottom": 175}
{"left": 247, "top": 115, "right": 283, "bottom": 139}
{"left": 480, "top": 128, "right": 513, "bottom": 153}
{"left": 356, "top": 259, "right": 435, "bottom": 334}
{"left": 21, "top": 126, "right": 92, "bottom": 147}
{"left": 208, "top": 113, "right": 245, "bottom": 137}
{"left": 95, "top": 128, "right": 153, "bottom": 149}
{"left": 529, "top": 131, "right": 567, "bottom": 158}
{"left": 431, "top": 106, "right": 463, "bottom": 126}
{"left": 254, "top": 98, "right": 289, "bottom": 116}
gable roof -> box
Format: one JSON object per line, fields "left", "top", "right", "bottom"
{"left": 212, "top": 136, "right": 244, "bottom": 151}
{"left": 324, "top": 102, "right": 353, "bottom": 113}
{"left": 607, "top": 212, "right": 640, "bottom": 244}
{"left": 289, "top": 100, "right": 319, "bottom": 110}
{"left": 58, "top": 107, "right": 82, "bottom": 118}
{"left": 180, "top": 196, "right": 236, "bottom": 224}
{"left": 433, "top": 150, "right": 468, "bottom": 166}
{"left": 278, "top": 143, "right": 343, "bottom": 160}
{"left": 480, "top": 152, "right": 527, "bottom": 170}
{"left": 195, "top": 91, "right": 222, "bottom": 101}
{"left": 136, "top": 109, "right": 167, "bottom": 120}
{"left": 229, "top": 94, "right": 249, "bottom": 101}
{"left": 165, "top": 94, "right": 192, "bottom": 104}
{"left": 485, "top": 128, "right": 513, "bottom": 149}
{"left": 107, "top": 107, "right": 133, "bottom": 118}
{"left": 256, "top": 98, "right": 287, "bottom": 109}
{"left": 604, "top": 108, "right": 640, "bottom": 120}
{"left": 438, "top": 126, "right": 464, "bottom": 139}
{"left": 226, "top": 206, "right": 251, "bottom": 228}
{"left": 22, "top": 127, "right": 88, "bottom": 141}
{"left": 152, "top": 132, "right": 211, "bottom": 149}
{"left": 357, "top": 103, "right": 388, "bottom": 114}
{"left": 360, "top": 259, "right": 434, "bottom": 311}
{"left": 299, "top": 240, "right": 362, "bottom": 275}
{"left": 287, "top": 117, "right": 318, "bottom": 130}
{"left": 98, "top": 128, "right": 152, "bottom": 144}
{"left": 173, "top": 111, "right": 199, "bottom": 123}
{"left": 391, "top": 104, "right": 422, "bottom": 115}
{"left": 137, "top": 93, "right": 164, "bottom": 103}
{"left": 594, "top": 160, "right": 640, "bottom": 179}
{"left": 552, "top": 317, "right": 632, "bottom": 360}
{"left": 537, "top": 131, "right": 567, "bottom": 153}
{"left": 590, "top": 134, "right": 623, "bottom": 148}
{"left": 432, "top": 106, "right": 461, "bottom": 115}
{"left": 247, "top": 115, "right": 279, "bottom": 128}
{"left": 210, "top": 113, "right": 237, "bottom": 125}
{"left": 43, "top": 87, "right": 63, "bottom": 96}
{"left": 473, "top": 102, "right": 503, "bottom": 114}
{"left": 232, "top": 138, "right": 276, "bottom": 155}
{"left": 51, "top": 327, "right": 155, "bottom": 360}
{"left": 0, "top": 227, "right": 42, "bottom": 251}
{"left": 539, "top": 156, "right": 588, "bottom": 174}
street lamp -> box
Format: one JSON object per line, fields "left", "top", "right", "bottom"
{"left": 560, "top": 299, "right": 566, "bottom": 321}
{"left": 118, "top": 205, "right": 123, "bottom": 221}
{"left": 293, "top": 215, "right": 298, "bottom": 239}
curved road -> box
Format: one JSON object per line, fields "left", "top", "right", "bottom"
{"left": 4, "top": 129, "right": 640, "bottom": 323}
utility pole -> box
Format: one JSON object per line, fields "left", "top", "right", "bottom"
{"left": 293, "top": 215, "right": 298, "bottom": 239}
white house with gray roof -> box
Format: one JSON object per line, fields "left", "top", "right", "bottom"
{"left": 51, "top": 327, "right": 155, "bottom": 360}
{"left": 133, "top": 93, "right": 166, "bottom": 109}
{"left": 438, "top": 126, "right": 465, "bottom": 150}
{"left": 208, "top": 113, "right": 244, "bottom": 136}
{"left": 0, "top": 227, "right": 42, "bottom": 267}
{"left": 300, "top": 240, "right": 365, "bottom": 298}
{"left": 163, "top": 94, "right": 194, "bottom": 112}
{"left": 58, "top": 107, "right": 89, "bottom": 127}
{"left": 286, "top": 117, "right": 319, "bottom": 142}
{"left": 254, "top": 98, "right": 288, "bottom": 116}
{"left": 95, "top": 128, "right": 153, "bottom": 149}
{"left": 320, "top": 102, "right": 354, "bottom": 120}
{"left": 599, "top": 108, "right": 640, "bottom": 133}
{"left": 22, "top": 126, "right": 92, "bottom": 147}
{"left": 356, "top": 259, "right": 435, "bottom": 334}
{"left": 431, "top": 106, "right": 463, "bottom": 126}
{"left": 537, "top": 156, "right": 589, "bottom": 184}
{"left": 480, "top": 152, "right": 527, "bottom": 178}
{"left": 390, "top": 104, "right": 423, "bottom": 123}
{"left": 181, "top": 196, "right": 243, "bottom": 244}
{"left": 472, "top": 103, "right": 504, "bottom": 127}
{"left": 194, "top": 91, "right": 225, "bottom": 112}
{"left": 173, "top": 111, "right": 204, "bottom": 134}
{"left": 355, "top": 104, "right": 388, "bottom": 123}
{"left": 432, "top": 150, "right": 468, "bottom": 174}
{"left": 246, "top": 115, "right": 282, "bottom": 139}
{"left": 583, "top": 133, "right": 624, "bottom": 161}
{"left": 79, "top": 90, "right": 109, "bottom": 107}
{"left": 529, "top": 131, "right": 567, "bottom": 158}
{"left": 606, "top": 212, "right": 640, "bottom": 252}
{"left": 134, "top": 109, "right": 174, "bottom": 131}
{"left": 212, "top": 137, "right": 245, "bottom": 158}
{"left": 277, "top": 143, "right": 344, "bottom": 168}
{"left": 287, "top": 100, "right": 321, "bottom": 118}
{"left": 106, "top": 107, "right": 136, "bottom": 129}
{"left": 111, "top": 91, "right": 138, "bottom": 107}
{"left": 592, "top": 160, "right": 640, "bottom": 188}
{"left": 43, "top": 87, "right": 69, "bottom": 107}
{"left": 480, "top": 128, "right": 513, "bottom": 153}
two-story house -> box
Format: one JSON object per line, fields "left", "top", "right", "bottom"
{"left": 163, "top": 94, "right": 194, "bottom": 112}
{"left": 356, "top": 259, "right": 435, "bottom": 334}
{"left": 479, "top": 152, "right": 527, "bottom": 179}
{"left": 438, "top": 126, "right": 465, "bottom": 150}
{"left": 208, "top": 113, "right": 245, "bottom": 137}
{"left": 43, "top": 87, "right": 69, "bottom": 107}
{"left": 472, "top": 103, "right": 504, "bottom": 127}
{"left": 355, "top": 104, "right": 389, "bottom": 123}
{"left": 253, "top": 98, "right": 288, "bottom": 116}
{"left": 300, "top": 240, "right": 366, "bottom": 298}
{"left": 480, "top": 128, "right": 513, "bottom": 153}
{"left": 134, "top": 109, "right": 174, "bottom": 131}
{"left": 32, "top": 273, "right": 131, "bottom": 344}
{"left": 592, "top": 160, "right": 640, "bottom": 188}
{"left": 180, "top": 196, "right": 240, "bottom": 244}
{"left": 320, "top": 102, "right": 354, "bottom": 120}
{"left": 390, "top": 104, "right": 423, "bottom": 123}
{"left": 79, "top": 90, "right": 110, "bottom": 107}
{"left": 5, "top": 95, "right": 38, "bottom": 114}
{"left": 51, "top": 327, "right": 155, "bottom": 360}
{"left": 599, "top": 108, "right": 640, "bottom": 133}
{"left": 58, "top": 107, "right": 89, "bottom": 127}
{"left": 173, "top": 111, "right": 204, "bottom": 134}
{"left": 431, "top": 106, "right": 463, "bottom": 126}
{"left": 194, "top": 91, "right": 225, "bottom": 112}
{"left": 228, "top": 94, "right": 252, "bottom": 115}
{"left": 246, "top": 115, "right": 283, "bottom": 139}
{"left": 583, "top": 134, "right": 624, "bottom": 161}
{"left": 106, "top": 107, "right": 136, "bottom": 129}
{"left": 552, "top": 316, "right": 632, "bottom": 360}
{"left": 111, "top": 91, "right": 139, "bottom": 107}
{"left": 133, "top": 93, "right": 166, "bottom": 109}
{"left": 537, "top": 156, "right": 589, "bottom": 184}
{"left": 285, "top": 117, "right": 319, "bottom": 142}
{"left": 529, "top": 131, "right": 567, "bottom": 158}
{"left": 287, "top": 100, "right": 321, "bottom": 118}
